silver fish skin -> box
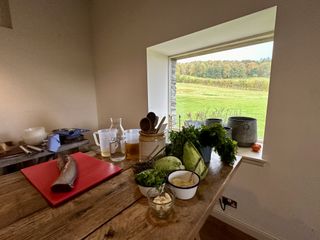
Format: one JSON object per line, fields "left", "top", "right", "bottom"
{"left": 51, "top": 155, "right": 78, "bottom": 192}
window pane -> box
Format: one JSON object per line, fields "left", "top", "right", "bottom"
{"left": 173, "top": 41, "right": 273, "bottom": 140}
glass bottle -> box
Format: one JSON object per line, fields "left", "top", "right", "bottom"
{"left": 109, "top": 118, "right": 126, "bottom": 161}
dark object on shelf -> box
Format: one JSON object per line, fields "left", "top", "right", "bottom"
{"left": 19, "top": 145, "right": 32, "bottom": 155}
{"left": 26, "top": 145, "right": 44, "bottom": 152}
{"left": 0, "top": 144, "right": 24, "bottom": 158}
{"left": 0, "top": 139, "right": 89, "bottom": 171}
{"left": 0, "top": 141, "right": 14, "bottom": 152}
{"left": 227, "top": 117, "right": 257, "bottom": 147}
{"left": 52, "top": 128, "right": 89, "bottom": 144}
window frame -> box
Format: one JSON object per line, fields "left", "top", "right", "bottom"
{"left": 168, "top": 33, "right": 274, "bottom": 138}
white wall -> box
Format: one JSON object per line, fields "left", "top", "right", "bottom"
{"left": 0, "top": 0, "right": 98, "bottom": 142}
{"left": 91, "top": 1, "right": 148, "bottom": 130}
{"left": 91, "top": 1, "right": 320, "bottom": 239}
{"left": 146, "top": 49, "right": 168, "bottom": 117}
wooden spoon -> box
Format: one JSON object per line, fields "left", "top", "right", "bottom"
{"left": 140, "top": 117, "right": 152, "bottom": 133}
{"left": 146, "top": 112, "right": 157, "bottom": 132}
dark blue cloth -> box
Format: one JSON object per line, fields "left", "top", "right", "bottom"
{"left": 52, "top": 128, "right": 90, "bottom": 139}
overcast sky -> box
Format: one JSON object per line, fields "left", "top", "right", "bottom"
{"left": 178, "top": 41, "right": 273, "bottom": 63}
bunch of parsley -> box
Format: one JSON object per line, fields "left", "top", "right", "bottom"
{"left": 135, "top": 169, "right": 166, "bottom": 187}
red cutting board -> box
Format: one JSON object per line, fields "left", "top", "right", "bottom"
{"left": 21, "top": 152, "right": 122, "bottom": 207}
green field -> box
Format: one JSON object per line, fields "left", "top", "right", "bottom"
{"left": 176, "top": 82, "right": 269, "bottom": 138}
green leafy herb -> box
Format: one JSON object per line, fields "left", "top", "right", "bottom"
{"left": 166, "top": 126, "right": 200, "bottom": 159}
{"left": 198, "top": 123, "right": 226, "bottom": 147}
{"left": 167, "top": 123, "right": 238, "bottom": 166}
{"left": 215, "top": 137, "right": 238, "bottom": 165}
{"left": 135, "top": 169, "right": 166, "bottom": 187}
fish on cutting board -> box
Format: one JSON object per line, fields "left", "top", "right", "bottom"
{"left": 51, "top": 155, "right": 78, "bottom": 192}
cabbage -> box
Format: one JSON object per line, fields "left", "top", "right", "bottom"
{"left": 154, "top": 156, "right": 185, "bottom": 173}
{"left": 183, "top": 141, "right": 208, "bottom": 180}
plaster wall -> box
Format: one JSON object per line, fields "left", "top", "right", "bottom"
{"left": 92, "top": 0, "right": 320, "bottom": 239}
{"left": 146, "top": 49, "right": 168, "bottom": 118}
{"left": 0, "top": 0, "right": 98, "bottom": 142}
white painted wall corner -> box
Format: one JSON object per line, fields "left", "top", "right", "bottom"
{"left": 211, "top": 206, "right": 283, "bottom": 240}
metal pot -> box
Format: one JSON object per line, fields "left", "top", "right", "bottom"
{"left": 227, "top": 117, "right": 257, "bottom": 147}
{"left": 205, "top": 118, "right": 223, "bottom": 126}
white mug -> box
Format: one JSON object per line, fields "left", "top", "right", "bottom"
{"left": 93, "top": 129, "right": 116, "bottom": 157}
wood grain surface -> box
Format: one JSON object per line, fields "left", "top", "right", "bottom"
{"left": 85, "top": 156, "right": 241, "bottom": 240}
{"left": 0, "top": 169, "right": 141, "bottom": 240}
{"left": 0, "top": 153, "right": 241, "bottom": 240}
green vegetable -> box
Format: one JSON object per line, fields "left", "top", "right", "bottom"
{"left": 183, "top": 141, "right": 208, "bottom": 180}
{"left": 198, "top": 123, "right": 226, "bottom": 147}
{"left": 215, "top": 137, "right": 237, "bottom": 165}
{"left": 135, "top": 169, "right": 166, "bottom": 187}
{"left": 166, "top": 126, "right": 200, "bottom": 160}
{"left": 167, "top": 124, "right": 237, "bottom": 166}
{"left": 154, "top": 156, "right": 185, "bottom": 173}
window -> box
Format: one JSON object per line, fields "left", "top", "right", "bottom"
{"left": 147, "top": 6, "right": 277, "bottom": 146}
{"left": 169, "top": 40, "right": 274, "bottom": 140}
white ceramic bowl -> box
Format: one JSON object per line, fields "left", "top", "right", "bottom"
{"left": 23, "top": 127, "right": 47, "bottom": 145}
{"left": 167, "top": 170, "right": 200, "bottom": 200}
{"left": 138, "top": 185, "right": 159, "bottom": 197}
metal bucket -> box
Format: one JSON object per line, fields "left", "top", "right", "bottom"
{"left": 205, "top": 118, "right": 223, "bottom": 126}
{"left": 227, "top": 117, "right": 257, "bottom": 147}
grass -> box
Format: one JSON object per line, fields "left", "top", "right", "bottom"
{"left": 175, "top": 82, "right": 269, "bottom": 139}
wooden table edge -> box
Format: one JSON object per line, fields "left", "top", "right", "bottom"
{"left": 187, "top": 156, "right": 243, "bottom": 240}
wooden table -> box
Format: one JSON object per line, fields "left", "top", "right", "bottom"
{"left": 0, "top": 153, "right": 241, "bottom": 240}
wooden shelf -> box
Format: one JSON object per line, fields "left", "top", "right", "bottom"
{"left": 0, "top": 140, "right": 89, "bottom": 168}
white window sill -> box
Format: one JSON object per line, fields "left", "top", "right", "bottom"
{"left": 88, "top": 142, "right": 267, "bottom": 166}
{"left": 237, "top": 145, "right": 266, "bottom": 166}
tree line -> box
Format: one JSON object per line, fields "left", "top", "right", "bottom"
{"left": 176, "top": 59, "right": 271, "bottom": 79}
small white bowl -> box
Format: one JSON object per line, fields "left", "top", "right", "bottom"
{"left": 167, "top": 170, "right": 200, "bottom": 200}
{"left": 23, "top": 127, "right": 47, "bottom": 145}
{"left": 138, "top": 185, "right": 159, "bottom": 197}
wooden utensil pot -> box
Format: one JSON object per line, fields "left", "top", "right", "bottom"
{"left": 139, "top": 132, "right": 165, "bottom": 162}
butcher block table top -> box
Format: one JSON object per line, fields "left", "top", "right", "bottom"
{"left": 0, "top": 152, "right": 242, "bottom": 240}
